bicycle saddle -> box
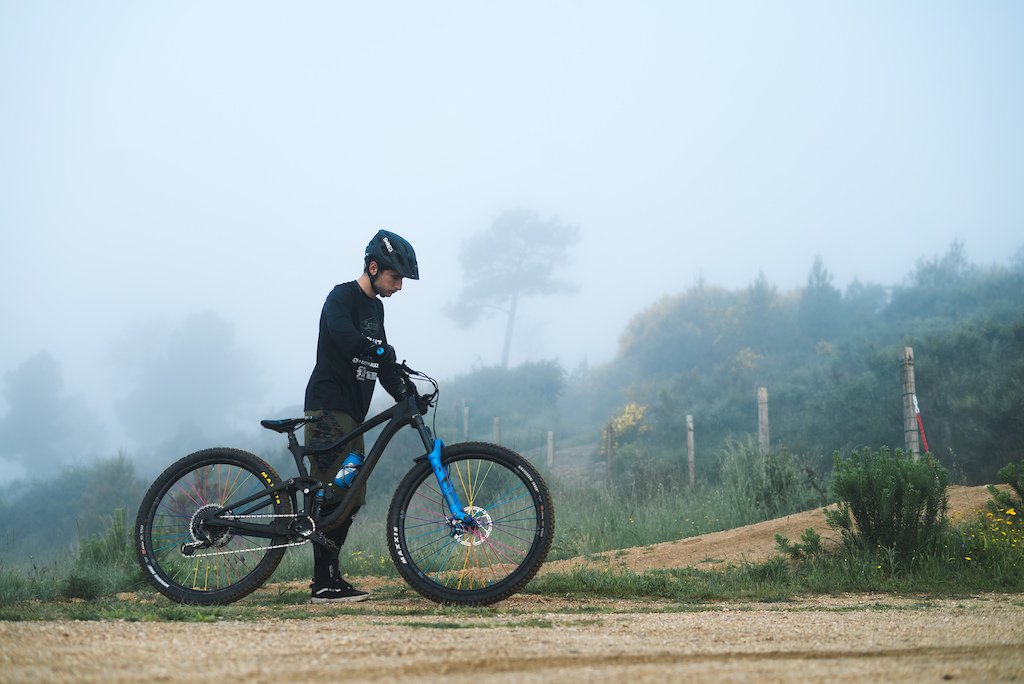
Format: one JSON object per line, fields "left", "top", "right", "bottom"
{"left": 260, "top": 417, "right": 316, "bottom": 433}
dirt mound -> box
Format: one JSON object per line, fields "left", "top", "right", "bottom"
{"left": 543, "top": 484, "right": 1002, "bottom": 574}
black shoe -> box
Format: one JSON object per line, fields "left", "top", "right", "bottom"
{"left": 310, "top": 577, "right": 369, "bottom": 604}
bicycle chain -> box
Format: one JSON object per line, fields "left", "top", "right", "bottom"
{"left": 186, "top": 512, "right": 310, "bottom": 558}
{"left": 187, "top": 539, "right": 309, "bottom": 558}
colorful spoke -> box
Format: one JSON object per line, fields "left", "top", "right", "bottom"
{"left": 400, "top": 456, "right": 540, "bottom": 590}
{"left": 147, "top": 460, "right": 284, "bottom": 594}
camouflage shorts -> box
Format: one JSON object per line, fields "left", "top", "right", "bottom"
{"left": 303, "top": 409, "right": 366, "bottom": 506}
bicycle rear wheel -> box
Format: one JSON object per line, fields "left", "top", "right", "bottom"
{"left": 135, "top": 448, "right": 292, "bottom": 605}
{"left": 387, "top": 442, "right": 554, "bottom": 606}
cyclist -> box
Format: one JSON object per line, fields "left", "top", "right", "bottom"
{"left": 303, "top": 230, "right": 418, "bottom": 603}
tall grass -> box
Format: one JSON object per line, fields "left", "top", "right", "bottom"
{"left": 0, "top": 562, "right": 65, "bottom": 604}
{"left": 1, "top": 508, "right": 143, "bottom": 606}
{"left": 546, "top": 438, "right": 827, "bottom": 560}
{"left": 718, "top": 437, "right": 827, "bottom": 520}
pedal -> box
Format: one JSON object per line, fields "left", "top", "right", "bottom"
{"left": 310, "top": 531, "right": 339, "bottom": 553}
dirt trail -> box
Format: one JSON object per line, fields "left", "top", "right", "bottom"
{"left": 544, "top": 484, "right": 1002, "bottom": 574}
{"left": 1, "top": 485, "right": 1020, "bottom": 683}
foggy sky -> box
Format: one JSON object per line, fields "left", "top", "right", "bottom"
{"left": 2, "top": 2, "right": 1022, "bottom": 470}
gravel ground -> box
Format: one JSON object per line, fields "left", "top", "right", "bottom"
{"left": 2, "top": 593, "right": 1022, "bottom": 683}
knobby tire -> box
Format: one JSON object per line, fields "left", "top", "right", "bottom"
{"left": 134, "top": 448, "right": 292, "bottom": 605}
{"left": 387, "top": 442, "right": 554, "bottom": 606}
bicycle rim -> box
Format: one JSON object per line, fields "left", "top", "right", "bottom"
{"left": 388, "top": 442, "right": 553, "bottom": 605}
{"left": 136, "top": 449, "right": 291, "bottom": 605}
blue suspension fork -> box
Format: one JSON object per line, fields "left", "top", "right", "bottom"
{"left": 425, "top": 439, "right": 477, "bottom": 531}
{"left": 411, "top": 409, "right": 476, "bottom": 532}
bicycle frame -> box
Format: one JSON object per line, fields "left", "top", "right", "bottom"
{"left": 298, "top": 393, "right": 433, "bottom": 527}
{"left": 191, "top": 391, "right": 475, "bottom": 553}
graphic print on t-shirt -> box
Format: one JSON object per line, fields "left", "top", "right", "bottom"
{"left": 361, "top": 316, "right": 380, "bottom": 335}
{"left": 354, "top": 313, "right": 384, "bottom": 384}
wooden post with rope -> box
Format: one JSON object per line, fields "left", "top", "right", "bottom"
{"left": 901, "top": 347, "right": 921, "bottom": 461}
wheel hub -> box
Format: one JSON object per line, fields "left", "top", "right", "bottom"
{"left": 452, "top": 506, "right": 493, "bottom": 547}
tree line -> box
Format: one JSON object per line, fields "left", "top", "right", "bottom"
{"left": 586, "top": 241, "right": 1024, "bottom": 485}
{"left": 391, "top": 238, "right": 1024, "bottom": 487}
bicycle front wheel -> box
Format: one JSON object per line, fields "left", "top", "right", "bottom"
{"left": 387, "top": 442, "right": 554, "bottom": 606}
{"left": 135, "top": 448, "right": 293, "bottom": 605}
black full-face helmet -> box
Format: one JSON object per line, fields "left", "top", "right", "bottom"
{"left": 365, "top": 230, "right": 419, "bottom": 280}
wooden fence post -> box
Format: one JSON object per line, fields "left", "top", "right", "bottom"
{"left": 606, "top": 423, "right": 614, "bottom": 481}
{"left": 493, "top": 417, "right": 500, "bottom": 444}
{"left": 463, "top": 404, "right": 470, "bottom": 441}
{"left": 901, "top": 347, "right": 921, "bottom": 461}
{"left": 686, "top": 414, "right": 694, "bottom": 487}
{"left": 757, "top": 387, "right": 769, "bottom": 478}
{"left": 761, "top": 385, "right": 770, "bottom": 471}
{"left": 547, "top": 431, "right": 554, "bottom": 468}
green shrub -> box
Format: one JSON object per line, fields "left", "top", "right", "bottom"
{"left": 63, "top": 567, "right": 106, "bottom": 600}
{"left": 826, "top": 446, "right": 949, "bottom": 563}
{"left": 986, "top": 459, "right": 1024, "bottom": 523}
{"left": 775, "top": 527, "right": 824, "bottom": 561}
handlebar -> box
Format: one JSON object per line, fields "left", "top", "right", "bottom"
{"left": 397, "top": 362, "right": 439, "bottom": 415}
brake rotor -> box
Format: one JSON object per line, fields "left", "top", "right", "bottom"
{"left": 453, "top": 506, "right": 493, "bottom": 547}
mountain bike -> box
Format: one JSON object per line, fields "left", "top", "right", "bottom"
{"left": 134, "top": 364, "right": 554, "bottom": 606}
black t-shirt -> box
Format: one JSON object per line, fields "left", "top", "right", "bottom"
{"left": 304, "top": 281, "right": 386, "bottom": 420}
